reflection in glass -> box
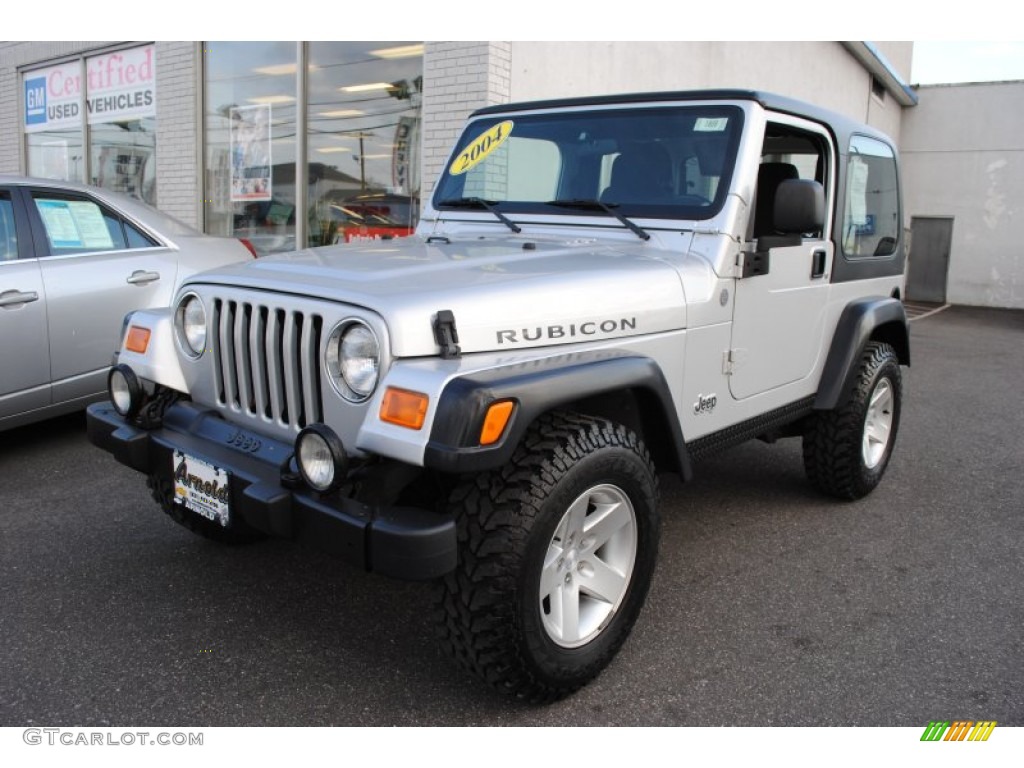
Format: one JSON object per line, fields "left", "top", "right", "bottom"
{"left": 204, "top": 41, "right": 298, "bottom": 256}
{"left": 90, "top": 117, "right": 157, "bottom": 205}
{"left": 27, "top": 130, "right": 85, "bottom": 183}
{"left": 307, "top": 42, "right": 422, "bottom": 246}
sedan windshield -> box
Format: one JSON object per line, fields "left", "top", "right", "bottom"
{"left": 432, "top": 104, "right": 743, "bottom": 221}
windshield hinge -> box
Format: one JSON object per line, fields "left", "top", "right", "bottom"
{"left": 432, "top": 309, "right": 461, "bottom": 359}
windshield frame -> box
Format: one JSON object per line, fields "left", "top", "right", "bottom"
{"left": 431, "top": 103, "right": 745, "bottom": 223}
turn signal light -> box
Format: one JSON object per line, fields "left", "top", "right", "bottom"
{"left": 125, "top": 325, "right": 151, "bottom": 354}
{"left": 380, "top": 387, "right": 429, "bottom": 430}
{"left": 480, "top": 400, "right": 515, "bottom": 446}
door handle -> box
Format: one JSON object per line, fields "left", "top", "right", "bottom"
{"left": 0, "top": 290, "right": 40, "bottom": 308}
{"left": 127, "top": 270, "right": 160, "bottom": 285}
{"left": 810, "top": 249, "right": 827, "bottom": 279}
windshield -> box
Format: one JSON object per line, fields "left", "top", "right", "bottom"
{"left": 432, "top": 105, "right": 743, "bottom": 221}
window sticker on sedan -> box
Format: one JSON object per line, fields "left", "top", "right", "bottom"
{"left": 449, "top": 120, "right": 514, "bottom": 176}
{"left": 35, "top": 199, "right": 114, "bottom": 250}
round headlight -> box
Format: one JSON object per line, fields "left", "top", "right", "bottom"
{"left": 327, "top": 321, "right": 380, "bottom": 401}
{"left": 178, "top": 294, "right": 207, "bottom": 358}
{"left": 296, "top": 425, "right": 347, "bottom": 493}
{"left": 108, "top": 364, "right": 143, "bottom": 418}
{"left": 341, "top": 324, "right": 380, "bottom": 397}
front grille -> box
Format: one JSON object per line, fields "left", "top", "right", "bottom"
{"left": 211, "top": 299, "right": 323, "bottom": 430}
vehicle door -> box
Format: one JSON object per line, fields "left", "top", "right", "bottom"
{"left": 25, "top": 187, "right": 179, "bottom": 404}
{"left": 729, "top": 116, "right": 835, "bottom": 401}
{"left": 0, "top": 187, "right": 51, "bottom": 420}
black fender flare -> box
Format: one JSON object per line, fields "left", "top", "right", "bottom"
{"left": 815, "top": 297, "right": 910, "bottom": 411}
{"left": 423, "top": 351, "right": 692, "bottom": 479}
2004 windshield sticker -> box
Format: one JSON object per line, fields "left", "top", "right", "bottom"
{"left": 449, "top": 121, "right": 514, "bottom": 175}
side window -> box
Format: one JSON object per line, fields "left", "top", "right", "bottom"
{"left": 755, "top": 123, "right": 829, "bottom": 241}
{"left": 124, "top": 221, "right": 158, "bottom": 249}
{"left": 842, "top": 136, "right": 899, "bottom": 257}
{"left": 0, "top": 192, "right": 18, "bottom": 262}
{"left": 31, "top": 192, "right": 128, "bottom": 255}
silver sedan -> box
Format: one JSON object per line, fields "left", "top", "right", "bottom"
{"left": 1, "top": 176, "right": 254, "bottom": 431}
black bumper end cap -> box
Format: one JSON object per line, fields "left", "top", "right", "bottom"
{"left": 369, "top": 506, "right": 457, "bottom": 581}
{"left": 87, "top": 403, "right": 153, "bottom": 473}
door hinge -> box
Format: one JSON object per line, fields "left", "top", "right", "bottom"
{"left": 723, "top": 348, "right": 746, "bottom": 375}
{"left": 736, "top": 250, "right": 770, "bottom": 278}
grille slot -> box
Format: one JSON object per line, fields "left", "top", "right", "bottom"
{"left": 212, "top": 298, "right": 323, "bottom": 430}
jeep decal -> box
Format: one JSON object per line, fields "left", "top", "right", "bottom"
{"left": 693, "top": 393, "right": 717, "bottom": 415}
{"left": 496, "top": 317, "right": 637, "bottom": 344}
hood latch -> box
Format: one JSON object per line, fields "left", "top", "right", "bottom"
{"left": 433, "top": 309, "right": 461, "bottom": 359}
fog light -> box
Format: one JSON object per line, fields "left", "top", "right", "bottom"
{"left": 296, "top": 424, "right": 347, "bottom": 493}
{"left": 108, "top": 364, "right": 143, "bottom": 418}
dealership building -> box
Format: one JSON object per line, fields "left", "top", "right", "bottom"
{"left": 0, "top": 41, "right": 1020, "bottom": 308}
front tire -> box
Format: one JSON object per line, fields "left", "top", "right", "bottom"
{"left": 803, "top": 341, "right": 903, "bottom": 500}
{"left": 435, "top": 412, "right": 660, "bottom": 702}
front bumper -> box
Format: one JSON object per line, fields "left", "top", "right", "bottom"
{"left": 86, "top": 401, "right": 456, "bottom": 580}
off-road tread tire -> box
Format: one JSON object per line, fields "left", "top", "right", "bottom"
{"left": 803, "top": 341, "right": 902, "bottom": 500}
{"left": 435, "top": 411, "right": 659, "bottom": 703}
{"left": 147, "top": 474, "right": 265, "bottom": 544}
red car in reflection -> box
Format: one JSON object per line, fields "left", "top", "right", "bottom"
{"left": 326, "top": 193, "right": 418, "bottom": 243}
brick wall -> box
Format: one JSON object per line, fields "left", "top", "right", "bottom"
{"left": 154, "top": 42, "right": 200, "bottom": 228}
{"left": 420, "top": 41, "right": 511, "bottom": 201}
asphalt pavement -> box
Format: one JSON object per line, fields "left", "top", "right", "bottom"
{"left": 1, "top": 306, "right": 1021, "bottom": 726}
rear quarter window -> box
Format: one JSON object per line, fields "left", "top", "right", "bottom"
{"left": 841, "top": 135, "right": 899, "bottom": 258}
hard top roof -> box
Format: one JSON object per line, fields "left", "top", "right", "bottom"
{"left": 471, "top": 89, "right": 895, "bottom": 149}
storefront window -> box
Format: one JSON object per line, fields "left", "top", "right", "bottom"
{"left": 22, "top": 45, "right": 158, "bottom": 205}
{"left": 89, "top": 118, "right": 157, "bottom": 203}
{"left": 306, "top": 42, "right": 422, "bottom": 246}
{"left": 26, "top": 129, "right": 86, "bottom": 183}
{"left": 203, "top": 41, "right": 423, "bottom": 254}
{"left": 204, "top": 41, "right": 298, "bottom": 256}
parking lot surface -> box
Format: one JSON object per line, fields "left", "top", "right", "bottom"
{"left": 1, "top": 306, "right": 1021, "bottom": 726}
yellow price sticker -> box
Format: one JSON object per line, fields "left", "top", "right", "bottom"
{"left": 449, "top": 120, "right": 514, "bottom": 176}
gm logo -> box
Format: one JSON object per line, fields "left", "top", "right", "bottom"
{"left": 24, "top": 77, "right": 46, "bottom": 126}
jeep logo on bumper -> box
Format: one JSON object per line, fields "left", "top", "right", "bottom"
{"left": 226, "top": 429, "right": 262, "bottom": 453}
{"left": 497, "top": 317, "right": 636, "bottom": 344}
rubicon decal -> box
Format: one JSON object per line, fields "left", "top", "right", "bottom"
{"left": 920, "top": 721, "right": 997, "bottom": 742}
{"left": 496, "top": 317, "right": 637, "bottom": 344}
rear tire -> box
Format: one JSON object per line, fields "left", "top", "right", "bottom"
{"left": 803, "top": 341, "right": 902, "bottom": 500}
{"left": 435, "top": 412, "right": 660, "bottom": 702}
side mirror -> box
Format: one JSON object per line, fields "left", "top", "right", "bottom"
{"left": 774, "top": 179, "right": 825, "bottom": 234}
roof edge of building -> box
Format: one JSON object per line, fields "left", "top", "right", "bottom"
{"left": 841, "top": 41, "right": 919, "bottom": 107}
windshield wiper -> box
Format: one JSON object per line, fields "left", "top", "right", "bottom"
{"left": 545, "top": 199, "right": 650, "bottom": 241}
{"left": 436, "top": 197, "right": 521, "bottom": 233}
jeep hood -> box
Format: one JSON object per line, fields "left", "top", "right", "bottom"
{"left": 183, "top": 236, "right": 689, "bottom": 356}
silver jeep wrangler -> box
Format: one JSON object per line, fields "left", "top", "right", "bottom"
{"left": 88, "top": 90, "right": 909, "bottom": 702}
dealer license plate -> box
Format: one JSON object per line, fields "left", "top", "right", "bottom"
{"left": 172, "top": 450, "right": 230, "bottom": 527}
